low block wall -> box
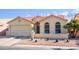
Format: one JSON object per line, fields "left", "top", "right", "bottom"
{"left": 76, "top": 32, "right": 79, "bottom": 38}
{"left": 34, "top": 34, "right": 69, "bottom": 39}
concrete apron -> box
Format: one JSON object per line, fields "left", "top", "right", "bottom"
{"left": 0, "top": 39, "right": 20, "bottom": 46}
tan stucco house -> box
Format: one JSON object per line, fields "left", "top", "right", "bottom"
{"left": 0, "top": 15, "right": 69, "bottom": 39}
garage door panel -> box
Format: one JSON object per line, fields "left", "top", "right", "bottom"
{"left": 10, "top": 26, "right": 32, "bottom": 36}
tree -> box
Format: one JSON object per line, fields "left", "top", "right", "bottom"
{"left": 64, "top": 19, "right": 79, "bottom": 38}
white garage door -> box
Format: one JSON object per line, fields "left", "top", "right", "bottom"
{"left": 10, "top": 26, "right": 32, "bottom": 36}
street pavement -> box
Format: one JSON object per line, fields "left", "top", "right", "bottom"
{"left": 0, "top": 46, "right": 52, "bottom": 50}
{"left": 0, "top": 45, "right": 79, "bottom": 50}
{"left": 13, "top": 45, "right": 79, "bottom": 50}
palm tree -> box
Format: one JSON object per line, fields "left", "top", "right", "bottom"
{"left": 64, "top": 19, "right": 79, "bottom": 38}
{"left": 64, "top": 22, "right": 72, "bottom": 38}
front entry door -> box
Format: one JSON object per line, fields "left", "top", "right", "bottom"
{"left": 35, "top": 22, "right": 40, "bottom": 34}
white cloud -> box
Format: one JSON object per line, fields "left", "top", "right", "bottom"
{"left": 75, "top": 9, "right": 79, "bottom": 13}
{"left": 66, "top": 16, "right": 71, "bottom": 20}
{"left": 40, "top": 13, "right": 44, "bottom": 16}
{"left": 56, "top": 11, "right": 72, "bottom": 20}
{"left": 60, "top": 11, "right": 69, "bottom": 16}
{"left": 26, "top": 14, "right": 32, "bottom": 17}
{"left": 53, "top": 11, "right": 58, "bottom": 16}
{"left": 53, "top": 11, "right": 70, "bottom": 20}
{"left": 71, "top": 9, "right": 79, "bottom": 14}
{"left": 68, "top": 9, "right": 79, "bottom": 20}
{"left": 53, "top": 11, "right": 69, "bottom": 16}
{"left": 46, "top": 13, "right": 51, "bottom": 16}
{"left": 40, "top": 13, "right": 51, "bottom": 16}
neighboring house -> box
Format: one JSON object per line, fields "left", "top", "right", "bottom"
{"left": 0, "top": 19, "right": 12, "bottom": 36}
{"left": 0, "top": 15, "right": 68, "bottom": 39}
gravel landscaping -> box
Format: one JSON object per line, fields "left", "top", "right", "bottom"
{"left": 13, "top": 39, "right": 79, "bottom": 47}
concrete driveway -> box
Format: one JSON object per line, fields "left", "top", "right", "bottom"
{"left": 0, "top": 37, "right": 21, "bottom": 46}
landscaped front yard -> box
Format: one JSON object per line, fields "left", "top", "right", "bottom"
{"left": 0, "top": 37, "right": 79, "bottom": 48}
{"left": 13, "top": 39, "right": 79, "bottom": 47}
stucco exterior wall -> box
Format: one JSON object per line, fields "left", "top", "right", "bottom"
{"left": 39, "top": 17, "right": 67, "bottom": 34}
{"left": 6, "top": 18, "right": 32, "bottom": 37}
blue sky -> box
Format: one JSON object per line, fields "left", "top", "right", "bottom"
{"left": 0, "top": 9, "right": 79, "bottom": 20}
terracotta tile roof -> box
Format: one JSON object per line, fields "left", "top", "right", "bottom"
{"left": 32, "top": 16, "right": 45, "bottom": 20}
{"left": 38, "top": 15, "right": 68, "bottom": 22}
{"left": 7, "top": 16, "right": 33, "bottom": 24}
{"left": 32, "top": 16, "right": 46, "bottom": 23}
{"left": 52, "top": 15, "right": 67, "bottom": 21}
{"left": 0, "top": 18, "right": 13, "bottom": 32}
{"left": 57, "top": 15, "right": 65, "bottom": 19}
{"left": 22, "top": 17, "right": 33, "bottom": 22}
{"left": 0, "top": 19, "right": 12, "bottom": 32}
{"left": 0, "top": 26, "right": 8, "bottom": 32}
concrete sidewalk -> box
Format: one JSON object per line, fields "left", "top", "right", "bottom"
{"left": 13, "top": 45, "right": 79, "bottom": 50}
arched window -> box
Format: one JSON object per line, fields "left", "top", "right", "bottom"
{"left": 44, "top": 22, "right": 50, "bottom": 34}
{"left": 55, "top": 22, "right": 61, "bottom": 34}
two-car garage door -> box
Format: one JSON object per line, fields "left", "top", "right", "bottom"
{"left": 10, "top": 25, "right": 32, "bottom": 37}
